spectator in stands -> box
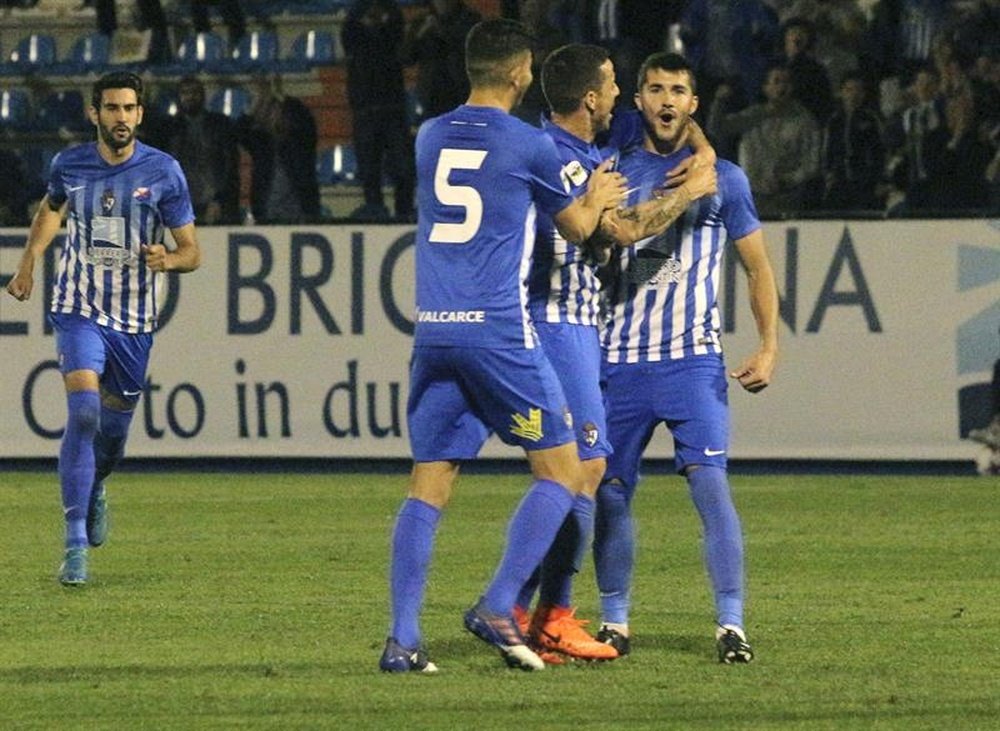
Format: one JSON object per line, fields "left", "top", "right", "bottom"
{"left": 822, "top": 71, "right": 885, "bottom": 211}
{"left": 708, "top": 63, "right": 822, "bottom": 217}
{"left": 236, "top": 75, "right": 321, "bottom": 224}
{"left": 401, "top": 0, "right": 481, "bottom": 124}
{"left": 770, "top": 0, "right": 867, "bottom": 88}
{"left": 780, "top": 17, "right": 834, "bottom": 124}
{"left": 935, "top": 90, "right": 992, "bottom": 211}
{"left": 164, "top": 76, "right": 241, "bottom": 225}
{"left": 94, "top": 0, "right": 171, "bottom": 64}
{"left": 190, "top": 0, "right": 248, "bottom": 47}
{"left": 342, "top": 0, "right": 416, "bottom": 221}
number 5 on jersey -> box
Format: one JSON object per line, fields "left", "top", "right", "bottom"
{"left": 429, "top": 149, "right": 488, "bottom": 244}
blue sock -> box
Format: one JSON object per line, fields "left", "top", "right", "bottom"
{"left": 516, "top": 568, "right": 540, "bottom": 613}
{"left": 593, "top": 480, "right": 634, "bottom": 625}
{"left": 59, "top": 391, "right": 100, "bottom": 549}
{"left": 687, "top": 466, "right": 744, "bottom": 628}
{"left": 389, "top": 498, "right": 441, "bottom": 649}
{"left": 481, "top": 479, "right": 574, "bottom": 616}
{"left": 539, "top": 493, "right": 594, "bottom": 607}
{"left": 94, "top": 405, "right": 134, "bottom": 484}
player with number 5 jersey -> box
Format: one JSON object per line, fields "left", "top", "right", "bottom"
{"left": 380, "top": 18, "right": 626, "bottom": 673}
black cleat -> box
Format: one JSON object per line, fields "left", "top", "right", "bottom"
{"left": 595, "top": 625, "right": 631, "bottom": 657}
{"left": 716, "top": 625, "right": 754, "bottom": 664}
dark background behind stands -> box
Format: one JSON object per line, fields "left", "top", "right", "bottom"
{"left": 0, "top": 0, "right": 997, "bottom": 224}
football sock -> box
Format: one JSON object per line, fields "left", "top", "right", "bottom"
{"left": 516, "top": 568, "right": 540, "bottom": 614}
{"left": 594, "top": 480, "right": 634, "bottom": 625}
{"left": 59, "top": 391, "right": 100, "bottom": 549}
{"left": 539, "top": 493, "right": 595, "bottom": 608}
{"left": 481, "top": 479, "right": 574, "bottom": 616}
{"left": 687, "top": 466, "right": 744, "bottom": 628}
{"left": 389, "top": 498, "right": 441, "bottom": 649}
{"left": 93, "top": 405, "right": 134, "bottom": 484}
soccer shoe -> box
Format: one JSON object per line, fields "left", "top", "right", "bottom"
{"left": 463, "top": 601, "right": 545, "bottom": 671}
{"left": 378, "top": 637, "right": 438, "bottom": 673}
{"left": 716, "top": 625, "right": 754, "bottom": 664}
{"left": 595, "top": 624, "right": 631, "bottom": 657}
{"left": 87, "top": 481, "right": 108, "bottom": 547}
{"left": 530, "top": 605, "right": 619, "bottom": 661}
{"left": 513, "top": 605, "right": 531, "bottom": 636}
{"left": 58, "top": 547, "right": 88, "bottom": 586}
{"left": 514, "top": 605, "right": 566, "bottom": 665}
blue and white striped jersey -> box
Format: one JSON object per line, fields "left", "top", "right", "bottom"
{"left": 413, "top": 105, "right": 574, "bottom": 349}
{"left": 601, "top": 145, "right": 760, "bottom": 364}
{"left": 527, "top": 118, "right": 608, "bottom": 328}
{"left": 46, "top": 141, "right": 194, "bottom": 334}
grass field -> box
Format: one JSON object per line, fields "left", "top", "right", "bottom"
{"left": 0, "top": 469, "right": 996, "bottom": 730}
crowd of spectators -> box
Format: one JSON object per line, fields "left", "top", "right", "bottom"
{"left": 0, "top": 0, "right": 998, "bottom": 224}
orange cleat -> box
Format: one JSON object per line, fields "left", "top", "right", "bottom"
{"left": 530, "top": 605, "right": 619, "bottom": 661}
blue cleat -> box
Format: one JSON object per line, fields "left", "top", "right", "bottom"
{"left": 463, "top": 600, "right": 545, "bottom": 671}
{"left": 379, "top": 637, "right": 438, "bottom": 673}
{"left": 58, "top": 547, "right": 88, "bottom": 586}
{"left": 87, "top": 482, "right": 108, "bottom": 547}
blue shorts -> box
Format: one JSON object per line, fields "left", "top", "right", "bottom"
{"left": 602, "top": 354, "right": 729, "bottom": 486}
{"left": 50, "top": 312, "right": 152, "bottom": 405}
{"left": 536, "top": 322, "right": 611, "bottom": 461}
{"left": 407, "top": 345, "right": 575, "bottom": 462}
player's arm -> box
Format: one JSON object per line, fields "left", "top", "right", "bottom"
{"left": 5, "top": 194, "right": 66, "bottom": 301}
{"left": 553, "top": 158, "right": 627, "bottom": 243}
{"left": 142, "top": 223, "right": 202, "bottom": 273}
{"left": 665, "top": 119, "right": 717, "bottom": 188}
{"left": 729, "top": 228, "right": 779, "bottom": 393}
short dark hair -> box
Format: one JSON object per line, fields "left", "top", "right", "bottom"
{"left": 91, "top": 71, "right": 144, "bottom": 109}
{"left": 542, "top": 44, "right": 610, "bottom": 115}
{"left": 465, "top": 18, "right": 534, "bottom": 87}
{"left": 636, "top": 52, "right": 697, "bottom": 95}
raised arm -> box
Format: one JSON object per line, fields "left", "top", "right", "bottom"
{"left": 5, "top": 195, "right": 66, "bottom": 301}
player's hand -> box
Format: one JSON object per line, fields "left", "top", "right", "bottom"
{"left": 5, "top": 270, "right": 34, "bottom": 301}
{"left": 729, "top": 348, "right": 777, "bottom": 393}
{"left": 587, "top": 158, "right": 629, "bottom": 211}
{"left": 142, "top": 244, "right": 169, "bottom": 272}
{"left": 679, "top": 163, "right": 718, "bottom": 200}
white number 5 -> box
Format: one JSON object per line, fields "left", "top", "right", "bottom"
{"left": 429, "top": 148, "right": 488, "bottom": 244}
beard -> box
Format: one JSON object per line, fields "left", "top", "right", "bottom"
{"left": 99, "top": 122, "right": 135, "bottom": 150}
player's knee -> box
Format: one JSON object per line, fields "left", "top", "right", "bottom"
{"left": 581, "top": 457, "right": 607, "bottom": 498}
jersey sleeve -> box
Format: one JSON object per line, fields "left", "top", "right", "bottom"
{"left": 718, "top": 160, "right": 761, "bottom": 241}
{"left": 158, "top": 157, "right": 196, "bottom": 229}
{"left": 46, "top": 152, "right": 67, "bottom": 207}
{"left": 528, "top": 132, "right": 576, "bottom": 216}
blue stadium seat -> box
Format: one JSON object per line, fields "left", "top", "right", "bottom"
{"left": 316, "top": 144, "right": 357, "bottom": 185}
{"left": 207, "top": 85, "right": 252, "bottom": 119}
{"left": 174, "top": 31, "right": 227, "bottom": 71}
{"left": 66, "top": 33, "right": 111, "bottom": 74}
{"left": 36, "top": 90, "right": 89, "bottom": 133}
{"left": 229, "top": 29, "right": 279, "bottom": 70}
{"left": 0, "top": 88, "right": 33, "bottom": 131}
{"left": 8, "top": 34, "right": 58, "bottom": 71}
{"left": 286, "top": 30, "right": 337, "bottom": 71}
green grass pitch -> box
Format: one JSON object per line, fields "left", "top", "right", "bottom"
{"left": 0, "top": 470, "right": 996, "bottom": 729}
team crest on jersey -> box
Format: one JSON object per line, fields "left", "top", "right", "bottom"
{"left": 560, "top": 160, "right": 588, "bottom": 191}
{"left": 133, "top": 187, "right": 151, "bottom": 201}
{"left": 101, "top": 189, "right": 116, "bottom": 214}
{"left": 581, "top": 421, "right": 599, "bottom": 447}
{"left": 510, "top": 408, "right": 544, "bottom": 442}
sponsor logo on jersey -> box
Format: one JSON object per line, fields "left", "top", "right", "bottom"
{"left": 510, "top": 407, "right": 544, "bottom": 442}
{"left": 582, "top": 421, "right": 599, "bottom": 447}
{"left": 416, "top": 309, "right": 486, "bottom": 324}
{"left": 132, "top": 187, "right": 151, "bottom": 201}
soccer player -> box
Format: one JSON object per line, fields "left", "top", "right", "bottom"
{"left": 379, "top": 19, "right": 627, "bottom": 673}
{"left": 516, "top": 43, "right": 719, "bottom": 663}
{"left": 5, "top": 72, "right": 201, "bottom": 586}
{"left": 592, "top": 52, "right": 779, "bottom": 664}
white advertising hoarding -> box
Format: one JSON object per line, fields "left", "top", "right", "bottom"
{"left": 1, "top": 219, "right": 997, "bottom": 461}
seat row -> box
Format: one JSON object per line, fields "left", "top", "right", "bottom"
{"left": 0, "top": 29, "right": 341, "bottom": 76}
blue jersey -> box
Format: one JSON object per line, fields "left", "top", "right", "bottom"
{"left": 412, "top": 105, "right": 574, "bottom": 349}
{"left": 527, "top": 118, "right": 607, "bottom": 328}
{"left": 47, "top": 141, "right": 194, "bottom": 334}
{"left": 602, "top": 146, "right": 760, "bottom": 364}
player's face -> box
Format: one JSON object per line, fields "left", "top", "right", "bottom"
{"left": 635, "top": 68, "right": 698, "bottom": 150}
{"left": 591, "top": 59, "right": 619, "bottom": 133}
{"left": 92, "top": 88, "right": 143, "bottom": 151}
